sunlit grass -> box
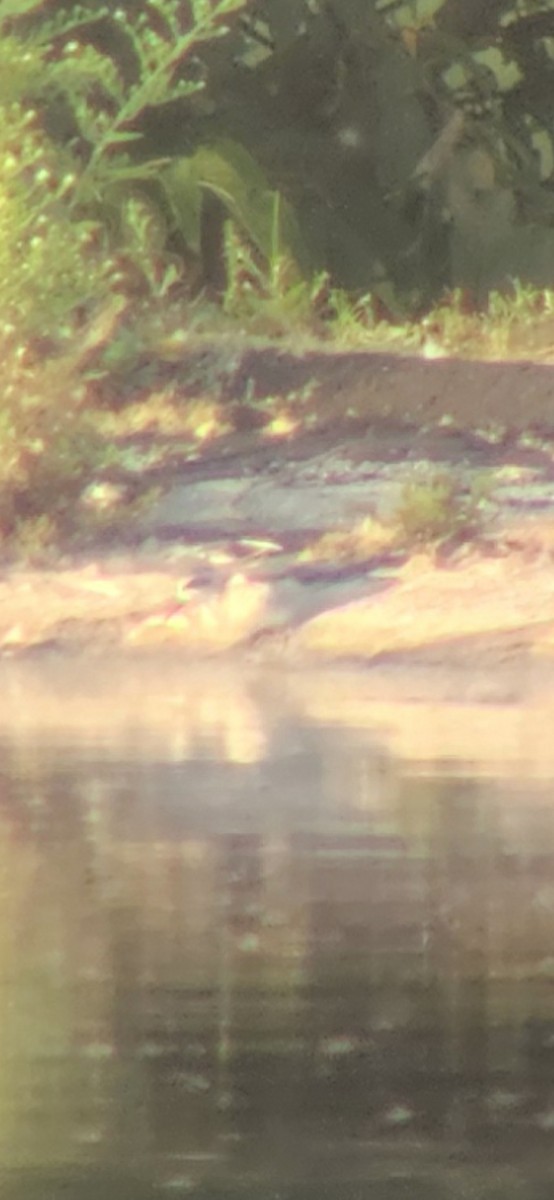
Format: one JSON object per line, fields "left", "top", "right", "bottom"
{"left": 416, "top": 284, "right": 554, "bottom": 361}
{"left": 96, "top": 392, "right": 232, "bottom": 444}
{"left": 302, "top": 516, "right": 398, "bottom": 564}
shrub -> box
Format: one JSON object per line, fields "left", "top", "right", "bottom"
{"left": 393, "top": 470, "right": 490, "bottom": 547}
{"left": 0, "top": 0, "right": 248, "bottom": 554}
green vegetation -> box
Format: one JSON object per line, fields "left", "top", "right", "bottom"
{"left": 299, "top": 469, "right": 493, "bottom": 564}
{"left": 1, "top": 0, "right": 554, "bottom": 557}
{"left": 0, "top": 0, "right": 249, "bottom": 555}
{"left": 392, "top": 469, "right": 492, "bottom": 547}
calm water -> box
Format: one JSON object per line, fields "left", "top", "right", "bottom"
{"left": 1, "top": 660, "right": 554, "bottom": 1200}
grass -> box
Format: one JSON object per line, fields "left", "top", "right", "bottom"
{"left": 301, "top": 517, "right": 398, "bottom": 565}
{"left": 392, "top": 469, "right": 493, "bottom": 548}
{"left": 299, "top": 467, "right": 494, "bottom": 568}
{"left": 416, "top": 284, "right": 554, "bottom": 362}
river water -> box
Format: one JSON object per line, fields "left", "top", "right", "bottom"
{"left": 1, "top": 658, "right": 554, "bottom": 1200}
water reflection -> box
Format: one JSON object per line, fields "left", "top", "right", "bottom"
{"left": 0, "top": 660, "right": 554, "bottom": 1199}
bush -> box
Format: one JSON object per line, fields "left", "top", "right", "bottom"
{"left": 0, "top": 0, "right": 249, "bottom": 554}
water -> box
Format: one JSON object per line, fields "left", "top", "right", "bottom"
{"left": 1, "top": 658, "right": 554, "bottom": 1200}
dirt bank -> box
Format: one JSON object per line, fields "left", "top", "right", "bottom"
{"left": 3, "top": 340, "right": 554, "bottom": 698}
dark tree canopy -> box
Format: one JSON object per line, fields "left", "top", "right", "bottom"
{"left": 5, "top": 0, "right": 554, "bottom": 310}
{"left": 195, "top": 0, "right": 554, "bottom": 304}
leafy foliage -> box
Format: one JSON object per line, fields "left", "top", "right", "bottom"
{"left": 393, "top": 469, "right": 490, "bottom": 546}
{"left": 0, "top": 106, "right": 109, "bottom": 340}
{"left": 198, "top": 0, "right": 554, "bottom": 303}
{"left": 2, "top": 0, "right": 554, "bottom": 559}
{"left": 0, "top": 0, "right": 250, "bottom": 554}
{"left": 4, "top": 0, "right": 554, "bottom": 314}
{"left": 162, "top": 140, "right": 304, "bottom": 263}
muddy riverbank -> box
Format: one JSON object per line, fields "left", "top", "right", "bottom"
{"left": 3, "top": 340, "right": 554, "bottom": 700}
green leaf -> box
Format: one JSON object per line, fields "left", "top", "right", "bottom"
{"left": 0, "top": 0, "right": 45, "bottom": 20}
{"left": 161, "top": 156, "right": 204, "bottom": 253}
{"left": 162, "top": 139, "right": 305, "bottom": 267}
{"left": 101, "top": 131, "right": 145, "bottom": 145}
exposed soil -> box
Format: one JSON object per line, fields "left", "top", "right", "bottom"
{"left": 5, "top": 338, "right": 554, "bottom": 699}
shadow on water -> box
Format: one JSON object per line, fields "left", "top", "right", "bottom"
{"left": 1, "top": 657, "right": 554, "bottom": 1199}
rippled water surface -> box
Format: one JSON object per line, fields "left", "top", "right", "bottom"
{"left": 1, "top": 659, "right": 554, "bottom": 1200}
